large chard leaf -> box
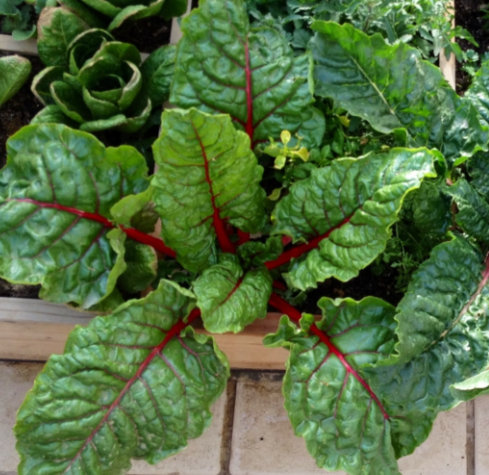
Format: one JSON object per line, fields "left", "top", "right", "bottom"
{"left": 466, "top": 59, "right": 489, "bottom": 127}
{"left": 265, "top": 298, "right": 401, "bottom": 475}
{"left": 193, "top": 254, "right": 272, "bottom": 333}
{"left": 152, "top": 108, "right": 266, "bottom": 273}
{"left": 365, "top": 237, "right": 489, "bottom": 456}
{"left": 170, "top": 0, "right": 325, "bottom": 149}
{"left": 15, "top": 280, "right": 229, "bottom": 475}
{"left": 311, "top": 21, "right": 488, "bottom": 166}
{"left": 0, "top": 124, "right": 149, "bottom": 309}
{"left": 270, "top": 148, "right": 437, "bottom": 290}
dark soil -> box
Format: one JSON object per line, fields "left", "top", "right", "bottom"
{"left": 112, "top": 16, "right": 172, "bottom": 53}
{"left": 455, "top": 0, "right": 489, "bottom": 93}
{"left": 0, "top": 52, "right": 44, "bottom": 169}
{"left": 0, "top": 279, "right": 40, "bottom": 299}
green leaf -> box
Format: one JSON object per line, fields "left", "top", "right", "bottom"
{"left": 383, "top": 237, "right": 489, "bottom": 363}
{"left": 193, "top": 254, "right": 272, "bottom": 333}
{"left": 364, "top": 237, "right": 489, "bottom": 456}
{"left": 265, "top": 298, "right": 401, "bottom": 475}
{"left": 0, "top": 124, "right": 149, "bottom": 309}
{"left": 468, "top": 151, "right": 489, "bottom": 197}
{"left": 37, "top": 7, "right": 88, "bottom": 68}
{"left": 139, "top": 44, "right": 176, "bottom": 107}
{"left": 159, "top": 0, "right": 187, "bottom": 19}
{"left": 311, "top": 21, "right": 488, "bottom": 166}
{"left": 0, "top": 55, "right": 31, "bottom": 108}
{"left": 446, "top": 179, "right": 489, "bottom": 245}
{"left": 451, "top": 369, "right": 489, "bottom": 401}
{"left": 152, "top": 108, "right": 266, "bottom": 272}
{"left": 31, "top": 104, "right": 79, "bottom": 127}
{"left": 238, "top": 236, "right": 283, "bottom": 267}
{"left": 118, "top": 240, "right": 157, "bottom": 293}
{"left": 466, "top": 59, "right": 489, "bottom": 127}
{"left": 170, "top": 0, "right": 325, "bottom": 149}
{"left": 15, "top": 280, "right": 230, "bottom": 474}
{"left": 107, "top": 0, "right": 165, "bottom": 30}
{"left": 57, "top": 0, "right": 106, "bottom": 28}
{"left": 31, "top": 66, "right": 64, "bottom": 105}
{"left": 271, "top": 148, "right": 437, "bottom": 290}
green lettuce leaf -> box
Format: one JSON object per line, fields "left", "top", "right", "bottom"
{"left": 271, "top": 148, "right": 438, "bottom": 290}
{"left": 15, "top": 280, "right": 229, "bottom": 474}
{"left": 0, "top": 55, "right": 31, "bottom": 108}
{"left": 193, "top": 254, "right": 272, "bottom": 333}
{"left": 152, "top": 108, "right": 266, "bottom": 272}
{"left": 0, "top": 124, "right": 149, "bottom": 309}
{"left": 311, "top": 21, "right": 488, "bottom": 166}
{"left": 170, "top": 0, "right": 325, "bottom": 149}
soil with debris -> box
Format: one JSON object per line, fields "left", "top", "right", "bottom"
{"left": 456, "top": 0, "right": 489, "bottom": 93}
{"left": 0, "top": 52, "right": 43, "bottom": 169}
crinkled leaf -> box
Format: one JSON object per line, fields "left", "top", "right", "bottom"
{"left": 468, "top": 151, "right": 489, "bottom": 197}
{"left": 31, "top": 104, "right": 85, "bottom": 128}
{"left": 382, "top": 236, "right": 489, "bottom": 364}
{"left": 311, "top": 21, "right": 488, "bottom": 166}
{"left": 238, "top": 236, "right": 283, "bottom": 267}
{"left": 152, "top": 108, "right": 266, "bottom": 272}
{"left": 271, "top": 148, "right": 437, "bottom": 290}
{"left": 170, "top": 0, "right": 325, "bottom": 149}
{"left": 0, "top": 124, "right": 149, "bottom": 309}
{"left": 139, "top": 45, "right": 176, "bottom": 107}
{"left": 446, "top": 179, "right": 489, "bottom": 245}
{"left": 118, "top": 240, "right": 157, "bottom": 293}
{"left": 15, "top": 280, "right": 230, "bottom": 474}
{"left": 37, "top": 8, "right": 88, "bottom": 68}
{"left": 0, "top": 55, "right": 31, "bottom": 108}
{"left": 265, "top": 298, "right": 400, "bottom": 475}
{"left": 466, "top": 59, "right": 489, "bottom": 127}
{"left": 193, "top": 254, "right": 272, "bottom": 333}
{"left": 411, "top": 179, "right": 451, "bottom": 236}
{"left": 364, "top": 237, "right": 489, "bottom": 457}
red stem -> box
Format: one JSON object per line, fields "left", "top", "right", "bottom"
{"left": 265, "top": 216, "right": 352, "bottom": 270}
{"left": 268, "top": 292, "right": 390, "bottom": 420}
{"left": 191, "top": 123, "right": 236, "bottom": 254}
{"left": 11, "top": 198, "right": 176, "bottom": 258}
{"left": 62, "top": 308, "right": 201, "bottom": 474}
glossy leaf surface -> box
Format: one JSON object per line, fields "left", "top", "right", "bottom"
{"left": 366, "top": 237, "right": 489, "bottom": 456}
{"left": 0, "top": 55, "right": 31, "bottom": 107}
{"left": 466, "top": 59, "right": 489, "bottom": 127}
{"left": 265, "top": 298, "right": 400, "bottom": 475}
{"left": 15, "top": 280, "right": 229, "bottom": 474}
{"left": 194, "top": 255, "right": 272, "bottom": 333}
{"left": 152, "top": 108, "right": 266, "bottom": 272}
{"left": 271, "top": 148, "right": 437, "bottom": 290}
{"left": 311, "top": 21, "right": 488, "bottom": 165}
{"left": 170, "top": 0, "right": 325, "bottom": 149}
{"left": 0, "top": 124, "right": 149, "bottom": 309}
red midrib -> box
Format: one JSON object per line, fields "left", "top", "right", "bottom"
{"left": 265, "top": 215, "right": 353, "bottom": 270}
{"left": 268, "top": 292, "right": 390, "bottom": 420}
{"left": 244, "top": 38, "right": 254, "bottom": 146}
{"left": 191, "top": 124, "right": 236, "bottom": 254}
{"left": 62, "top": 308, "right": 201, "bottom": 474}
{"left": 11, "top": 198, "right": 176, "bottom": 258}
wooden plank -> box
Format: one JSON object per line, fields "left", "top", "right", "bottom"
{"left": 0, "top": 34, "right": 37, "bottom": 55}
{"left": 440, "top": 0, "right": 456, "bottom": 90}
{"left": 0, "top": 298, "right": 288, "bottom": 369}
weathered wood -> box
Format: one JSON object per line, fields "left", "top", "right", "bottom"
{"left": 0, "top": 298, "right": 288, "bottom": 369}
{"left": 0, "top": 34, "right": 37, "bottom": 55}
{"left": 440, "top": 1, "right": 456, "bottom": 90}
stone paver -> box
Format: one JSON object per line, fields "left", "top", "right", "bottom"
{"left": 475, "top": 395, "right": 489, "bottom": 474}
{"left": 230, "top": 373, "right": 468, "bottom": 475}
{"left": 0, "top": 361, "right": 227, "bottom": 475}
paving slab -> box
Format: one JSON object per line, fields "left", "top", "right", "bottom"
{"left": 229, "top": 373, "right": 468, "bottom": 475}
{"left": 475, "top": 395, "right": 489, "bottom": 474}
{"left": 0, "top": 361, "right": 227, "bottom": 475}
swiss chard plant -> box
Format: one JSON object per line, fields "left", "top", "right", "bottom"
{"left": 4, "top": 0, "right": 489, "bottom": 474}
